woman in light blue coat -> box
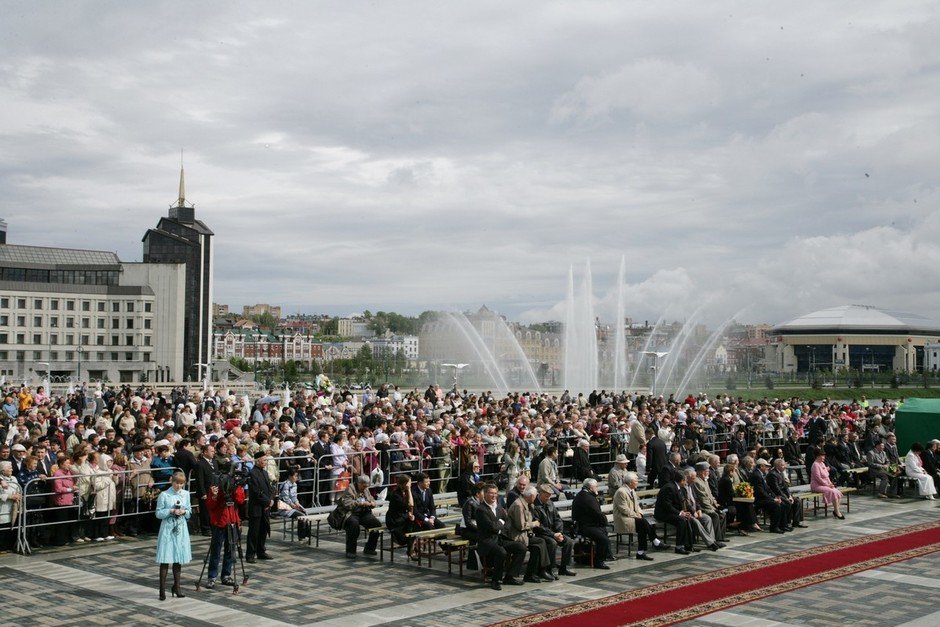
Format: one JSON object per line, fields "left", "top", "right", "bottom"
{"left": 155, "top": 471, "right": 192, "bottom": 600}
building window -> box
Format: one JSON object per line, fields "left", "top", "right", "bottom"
{"left": 143, "top": 352, "right": 151, "bottom": 362}
{"left": 33, "top": 350, "right": 42, "bottom": 360}
{"left": 17, "top": 298, "right": 26, "bottom": 308}
{"left": 144, "top": 302, "right": 152, "bottom": 313}
{"left": 110, "top": 352, "right": 118, "bottom": 361}
{"left": 0, "top": 297, "right": 8, "bottom": 308}
{"left": 66, "top": 300, "right": 75, "bottom": 311}
{"left": 125, "top": 351, "right": 133, "bottom": 361}
{"left": 96, "top": 352, "right": 104, "bottom": 360}
{"left": 97, "top": 336, "right": 105, "bottom": 346}
{"left": 65, "top": 351, "right": 74, "bottom": 360}
{"left": 0, "top": 333, "right": 6, "bottom": 344}
{"left": 111, "top": 319, "right": 119, "bottom": 329}
{"left": 16, "top": 333, "right": 25, "bottom": 344}
{"left": 97, "top": 302, "right": 105, "bottom": 312}
{"left": 0, "top": 352, "right": 6, "bottom": 360}
{"left": 50, "top": 334, "right": 58, "bottom": 345}
{"left": 126, "top": 318, "right": 134, "bottom": 329}
{"left": 111, "top": 335, "right": 119, "bottom": 345}
{"left": 144, "top": 336, "right": 151, "bottom": 346}
{"left": 0, "top": 315, "right": 6, "bottom": 326}
{"left": 33, "top": 299, "right": 42, "bottom": 309}
{"left": 81, "top": 301, "right": 90, "bottom": 312}
{"left": 33, "top": 316, "right": 42, "bottom": 327}
{"left": 50, "top": 317, "right": 59, "bottom": 328}
{"left": 81, "top": 334, "right": 89, "bottom": 345}
{"left": 16, "top": 316, "right": 25, "bottom": 326}
{"left": 82, "top": 318, "right": 90, "bottom": 329}
{"left": 50, "top": 300, "right": 59, "bottom": 310}
{"left": 144, "top": 319, "right": 152, "bottom": 329}
{"left": 127, "top": 302, "right": 134, "bottom": 313}
{"left": 125, "top": 335, "right": 133, "bottom": 346}
{"left": 65, "top": 334, "right": 74, "bottom": 344}
{"left": 66, "top": 317, "right": 74, "bottom": 328}
{"left": 112, "top": 302, "right": 120, "bottom": 313}
{"left": 50, "top": 351, "right": 58, "bottom": 360}
{"left": 32, "top": 333, "right": 41, "bottom": 344}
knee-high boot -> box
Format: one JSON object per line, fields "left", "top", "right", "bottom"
{"left": 171, "top": 563, "right": 186, "bottom": 597}
{"left": 159, "top": 563, "right": 169, "bottom": 600}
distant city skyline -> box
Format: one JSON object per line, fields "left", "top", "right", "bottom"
{"left": 3, "top": 2, "right": 939, "bottom": 327}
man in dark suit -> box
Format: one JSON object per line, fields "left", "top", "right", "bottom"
{"left": 411, "top": 471, "right": 445, "bottom": 529}
{"left": 654, "top": 469, "right": 695, "bottom": 554}
{"left": 245, "top": 450, "right": 273, "bottom": 562}
{"left": 729, "top": 429, "right": 748, "bottom": 459}
{"left": 173, "top": 439, "right": 198, "bottom": 481}
{"left": 311, "top": 430, "right": 333, "bottom": 506}
{"left": 783, "top": 432, "right": 803, "bottom": 467}
{"left": 749, "top": 458, "right": 788, "bottom": 533}
{"left": 194, "top": 444, "right": 219, "bottom": 535}
{"left": 571, "top": 479, "right": 612, "bottom": 569}
{"left": 768, "top": 458, "right": 807, "bottom": 529}
{"left": 658, "top": 452, "right": 681, "bottom": 490}
{"left": 646, "top": 428, "right": 667, "bottom": 487}
{"left": 572, "top": 439, "right": 595, "bottom": 482}
{"left": 475, "top": 482, "right": 526, "bottom": 590}
{"left": 532, "top": 483, "right": 576, "bottom": 577}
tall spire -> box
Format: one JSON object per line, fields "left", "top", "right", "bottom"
{"left": 177, "top": 148, "right": 186, "bottom": 208}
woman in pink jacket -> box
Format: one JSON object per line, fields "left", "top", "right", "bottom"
{"left": 51, "top": 455, "right": 77, "bottom": 545}
{"left": 809, "top": 449, "right": 844, "bottom": 519}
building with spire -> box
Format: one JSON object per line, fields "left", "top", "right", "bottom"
{"left": 142, "top": 165, "right": 214, "bottom": 381}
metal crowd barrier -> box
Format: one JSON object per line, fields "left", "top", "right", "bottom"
{"left": 14, "top": 466, "right": 191, "bottom": 555}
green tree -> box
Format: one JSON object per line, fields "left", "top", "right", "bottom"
{"left": 250, "top": 311, "right": 278, "bottom": 330}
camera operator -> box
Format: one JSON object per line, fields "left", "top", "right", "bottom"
{"left": 245, "top": 450, "right": 273, "bottom": 563}
{"left": 204, "top": 475, "right": 245, "bottom": 589}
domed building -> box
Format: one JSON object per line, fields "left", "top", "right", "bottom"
{"left": 766, "top": 305, "right": 940, "bottom": 373}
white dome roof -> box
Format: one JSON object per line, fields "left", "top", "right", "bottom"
{"left": 774, "top": 305, "right": 940, "bottom": 335}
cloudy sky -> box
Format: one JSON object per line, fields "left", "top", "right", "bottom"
{"left": 2, "top": 1, "right": 939, "bottom": 327}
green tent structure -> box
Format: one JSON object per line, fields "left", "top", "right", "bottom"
{"left": 894, "top": 398, "right": 940, "bottom": 453}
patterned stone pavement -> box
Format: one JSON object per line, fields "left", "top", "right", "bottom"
{"left": 0, "top": 495, "right": 937, "bottom": 626}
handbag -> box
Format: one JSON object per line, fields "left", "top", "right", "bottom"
{"left": 334, "top": 470, "right": 351, "bottom": 493}
{"left": 327, "top": 507, "right": 345, "bottom": 531}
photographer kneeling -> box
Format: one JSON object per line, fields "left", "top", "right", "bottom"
{"left": 205, "top": 475, "right": 245, "bottom": 589}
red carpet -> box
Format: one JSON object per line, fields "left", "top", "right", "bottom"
{"left": 492, "top": 521, "right": 940, "bottom": 627}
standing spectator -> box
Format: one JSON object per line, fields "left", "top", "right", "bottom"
{"left": 0, "top": 459, "right": 21, "bottom": 552}
{"left": 245, "top": 449, "right": 273, "bottom": 563}
{"left": 89, "top": 451, "right": 116, "bottom": 541}
{"left": 50, "top": 454, "right": 77, "bottom": 546}
{"left": 194, "top": 444, "right": 219, "bottom": 536}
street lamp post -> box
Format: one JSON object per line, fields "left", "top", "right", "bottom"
{"left": 642, "top": 351, "right": 668, "bottom": 395}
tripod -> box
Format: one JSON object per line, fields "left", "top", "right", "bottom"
{"left": 195, "top": 502, "right": 249, "bottom": 594}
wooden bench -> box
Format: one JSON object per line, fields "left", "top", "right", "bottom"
{"left": 406, "top": 526, "right": 461, "bottom": 568}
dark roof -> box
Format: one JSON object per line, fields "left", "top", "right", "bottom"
{"left": 0, "top": 244, "right": 120, "bottom": 267}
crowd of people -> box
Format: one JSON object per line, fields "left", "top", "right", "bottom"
{"left": 1, "top": 381, "right": 939, "bottom": 595}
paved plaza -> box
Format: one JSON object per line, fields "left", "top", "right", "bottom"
{"left": 1, "top": 497, "right": 938, "bottom": 627}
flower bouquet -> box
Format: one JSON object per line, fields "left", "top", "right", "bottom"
{"left": 734, "top": 481, "right": 754, "bottom": 499}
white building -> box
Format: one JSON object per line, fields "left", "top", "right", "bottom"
{"left": 0, "top": 243, "right": 185, "bottom": 383}
{"left": 337, "top": 317, "right": 375, "bottom": 338}
{"left": 925, "top": 342, "right": 940, "bottom": 372}
{"left": 369, "top": 335, "right": 419, "bottom": 361}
